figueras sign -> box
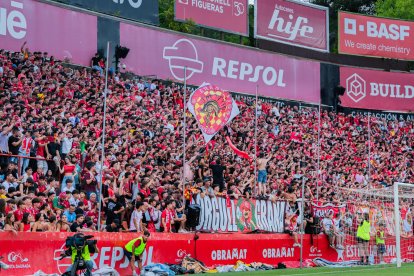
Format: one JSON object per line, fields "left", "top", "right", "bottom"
{"left": 175, "top": 0, "right": 249, "bottom": 36}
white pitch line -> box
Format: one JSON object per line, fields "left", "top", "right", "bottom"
{"left": 278, "top": 265, "right": 409, "bottom": 276}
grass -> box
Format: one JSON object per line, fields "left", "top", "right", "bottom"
{"left": 199, "top": 263, "right": 414, "bottom": 276}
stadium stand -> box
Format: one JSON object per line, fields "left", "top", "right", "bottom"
{"left": 0, "top": 47, "right": 413, "bottom": 237}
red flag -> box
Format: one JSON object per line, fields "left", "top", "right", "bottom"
{"left": 225, "top": 136, "right": 251, "bottom": 160}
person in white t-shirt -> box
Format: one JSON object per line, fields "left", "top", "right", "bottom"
{"left": 322, "top": 211, "right": 335, "bottom": 248}
{"left": 129, "top": 201, "right": 147, "bottom": 232}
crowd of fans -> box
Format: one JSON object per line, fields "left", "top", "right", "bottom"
{"left": 0, "top": 46, "right": 413, "bottom": 238}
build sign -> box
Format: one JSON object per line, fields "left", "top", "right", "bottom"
{"left": 175, "top": 0, "right": 249, "bottom": 36}
{"left": 339, "top": 12, "right": 414, "bottom": 60}
{"left": 340, "top": 67, "right": 414, "bottom": 112}
{"left": 254, "top": 0, "right": 329, "bottom": 52}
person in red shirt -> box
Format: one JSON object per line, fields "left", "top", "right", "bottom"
{"left": 13, "top": 200, "right": 26, "bottom": 221}
{"left": 161, "top": 200, "right": 175, "bottom": 233}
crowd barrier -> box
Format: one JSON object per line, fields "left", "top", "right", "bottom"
{"left": 1, "top": 232, "right": 413, "bottom": 275}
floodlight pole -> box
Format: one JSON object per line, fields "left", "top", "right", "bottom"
{"left": 97, "top": 41, "right": 110, "bottom": 232}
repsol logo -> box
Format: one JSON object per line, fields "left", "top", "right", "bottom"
{"left": 212, "top": 58, "right": 286, "bottom": 87}
{"left": 0, "top": 0, "right": 27, "bottom": 39}
{"left": 113, "top": 0, "right": 142, "bottom": 9}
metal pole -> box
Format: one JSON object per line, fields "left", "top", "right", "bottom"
{"left": 97, "top": 41, "right": 110, "bottom": 232}
{"left": 182, "top": 67, "right": 187, "bottom": 206}
{"left": 300, "top": 176, "right": 306, "bottom": 269}
{"left": 394, "top": 183, "right": 401, "bottom": 268}
{"left": 367, "top": 115, "right": 371, "bottom": 189}
{"left": 254, "top": 85, "right": 258, "bottom": 196}
{"left": 316, "top": 102, "right": 321, "bottom": 201}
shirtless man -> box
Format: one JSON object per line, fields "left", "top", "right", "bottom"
{"left": 257, "top": 153, "right": 271, "bottom": 198}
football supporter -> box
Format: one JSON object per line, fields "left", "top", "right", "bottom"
{"left": 0, "top": 47, "right": 411, "bottom": 239}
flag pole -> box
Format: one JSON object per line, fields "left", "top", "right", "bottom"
{"left": 367, "top": 114, "right": 371, "bottom": 190}
{"left": 316, "top": 101, "right": 321, "bottom": 201}
{"left": 97, "top": 41, "right": 110, "bottom": 232}
{"left": 182, "top": 67, "right": 187, "bottom": 206}
{"left": 254, "top": 85, "right": 258, "bottom": 197}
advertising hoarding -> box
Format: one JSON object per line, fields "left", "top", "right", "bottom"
{"left": 0, "top": 0, "right": 97, "bottom": 65}
{"left": 255, "top": 0, "right": 329, "bottom": 52}
{"left": 175, "top": 0, "right": 249, "bottom": 36}
{"left": 340, "top": 67, "right": 414, "bottom": 112}
{"left": 49, "top": 0, "right": 159, "bottom": 25}
{"left": 339, "top": 12, "right": 414, "bottom": 60}
{"left": 120, "top": 23, "right": 320, "bottom": 103}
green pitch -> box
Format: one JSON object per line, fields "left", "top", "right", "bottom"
{"left": 198, "top": 263, "right": 414, "bottom": 275}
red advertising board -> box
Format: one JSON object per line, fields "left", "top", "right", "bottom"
{"left": 175, "top": 0, "right": 248, "bottom": 36}
{"left": 120, "top": 23, "right": 320, "bottom": 103}
{"left": 340, "top": 67, "right": 414, "bottom": 112}
{"left": 1, "top": 232, "right": 413, "bottom": 275}
{"left": 0, "top": 232, "right": 194, "bottom": 275}
{"left": 339, "top": 12, "right": 414, "bottom": 60}
{"left": 0, "top": 0, "right": 97, "bottom": 65}
{"left": 254, "top": 0, "right": 329, "bottom": 52}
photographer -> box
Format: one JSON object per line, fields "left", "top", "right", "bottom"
{"left": 61, "top": 233, "right": 98, "bottom": 276}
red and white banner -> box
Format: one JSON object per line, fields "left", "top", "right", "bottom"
{"left": 0, "top": 0, "right": 97, "bottom": 65}
{"left": 175, "top": 0, "right": 249, "bottom": 36}
{"left": 194, "top": 195, "right": 286, "bottom": 233}
{"left": 1, "top": 232, "right": 413, "bottom": 275}
{"left": 339, "top": 12, "right": 414, "bottom": 60}
{"left": 312, "top": 202, "right": 346, "bottom": 218}
{"left": 254, "top": 0, "right": 329, "bottom": 52}
{"left": 187, "top": 85, "right": 240, "bottom": 143}
{"left": 340, "top": 67, "right": 414, "bottom": 112}
{"left": 120, "top": 23, "right": 320, "bottom": 103}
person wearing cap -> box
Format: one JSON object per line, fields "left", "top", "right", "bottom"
{"left": 124, "top": 230, "right": 150, "bottom": 276}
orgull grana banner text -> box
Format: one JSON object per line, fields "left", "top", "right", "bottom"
{"left": 339, "top": 12, "right": 414, "bottom": 60}
{"left": 175, "top": 0, "right": 249, "bottom": 36}
{"left": 340, "top": 67, "right": 414, "bottom": 112}
{"left": 194, "top": 195, "right": 287, "bottom": 233}
{"left": 120, "top": 23, "right": 320, "bottom": 103}
{"left": 254, "top": 0, "right": 329, "bottom": 52}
